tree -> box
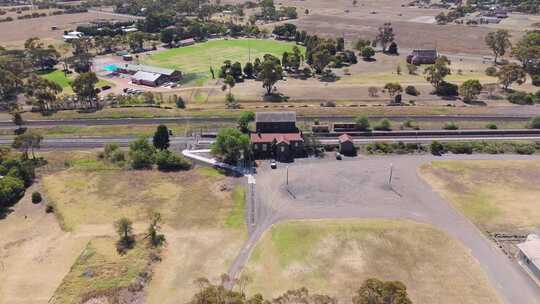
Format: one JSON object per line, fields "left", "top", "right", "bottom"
{"left": 71, "top": 72, "right": 99, "bottom": 108}
{"left": 361, "top": 47, "right": 375, "bottom": 60}
{"left": 25, "top": 74, "right": 62, "bottom": 113}
{"left": 211, "top": 128, "right": 250, "bottom": 164}
{"left": 160, "top": 28, "right": 175, "bottom": 47}
{"left": 243, "top": 62, "right": 254, "bottom": 78}
{"left": 127, "top": 32, "right": 145, "bottom": 52}
{"left": 153, "top": 125, "right": 170, "bottom": 150}
{"left": 147, "top": 212, "right": 166, "bottom": 247}
{"left": 355, "top": 116, "right": 371, "bottom": 131}
{"left": 375, "top": 23, "right": 395, "bottom": 53}
{"left": 0, "top": 67, "right": 22, "bottom": 102}
{"left": 430, "top": 140, "right": 445, "bottom": 155}
{"left": 459, "top": 79, "right": 483, "bottom": 102}
{"left": 237, "top": 111, "right": 255, "bottom": 133}
{"left": 368, "top": 86, "right": 378, "bottom": 97}
{"left": 483, "top": 83, "right": 498, "bottom": 99}
{"left": 115, "top": 217, "right": 134, "bottom": 253}
{"left": 383, "top": 82, "right": 403, "bottom": 99}
{"left": 336, "top": 37, "right": 345, "bottom": 52}
{"left": 485, "top": 30, "right": 512, "bottom": 64}
{"left": 222, "top": 74, "right": 236, "bottom": 94}
{"left": 388, "top": 42, "right": 398, "bottom": 55}
{"left": 312, "top": 49, "right": 332, "bottom": 74}
{"left": 354, "top": 38, "right": 371, "bottom": 51}
{"left": 12, "top": 132, "right": 43, "bottom": 159}
{"left": 129, "top": 137, "right": 156, "bottom": 169}
{"left": 352, "top": 278, "right": 412, "bottom": 304}
{"left": 424, "top": 56, "right": 452, "bottom": 90}
{"left": 497, "top": 63, "right": 527, "bottom": 90}
{"left": 260, "top": 58, "right": 283, "bottom": 95}
{"left": 512, "top": 30, "right": 540, "bottom": 75}
{"left": 11, "top": 110, "right": 24, "bottom": 133}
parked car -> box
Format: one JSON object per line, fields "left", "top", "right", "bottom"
{"left": 270, "top": 161, "right": 277, "bottom": 169}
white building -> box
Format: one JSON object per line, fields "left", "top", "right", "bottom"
{"left": 517, "top": 234, "right": 540, "bottom": 281}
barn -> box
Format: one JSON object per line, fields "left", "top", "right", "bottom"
{"left": 116, "top": 64, "right": 182, "bottom": 86}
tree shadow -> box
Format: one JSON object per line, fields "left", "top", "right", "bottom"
{"left": 263, "top": 93, "right": 289, "bottom": 102}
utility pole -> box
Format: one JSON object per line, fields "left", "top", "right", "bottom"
{"left": 388, "top": 163, "right": 393, "bottom": 186}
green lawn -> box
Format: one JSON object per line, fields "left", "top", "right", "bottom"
{"left": 143, "top": 39, "right": 304, "bottom": 84}
{"left": 40, "top": 69, "right": 114, "bottom": 94}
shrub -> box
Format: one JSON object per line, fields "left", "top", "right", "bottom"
{"left": 405, "top": 85, "right": 420, "bottom": 96}
{"left": 175, "top": 96, "right": 185, "bottom": 108}
{"left": 156, "top": 151, "right": 191, "bottom": 171}
{"left": 129, "top": 137, "right": 156, "bottom": 169}
{"left": 515, "top": 143, "right": 536, "bottom": 155}
{"left": 443, "top": 122, "right": 459, "bottom": 130}
{"left": 355, "top": 116, "right": 371, "bottom": 131}
{"left": 45, "top": 204, "right": 54, "bottom": 213}
{"left": 104, "top": 143, "right": 119, "bottom": 158}
{"left": 31, "top": 191, "right": 42, "bottom": 204}
{"left": 486, "top": 122, "right": 498, "bottom": 129}
{"left": 445, "top": 142, "right": 473, "bottom": 154}
{"left": 430, "top": 141, "right": 445, "bottom": 155}
{"left": 485, "top": 66, "right": 498, "bottom": 77}
{"left": 529, "top": 116, "right": 540, "bottom": 129}
{"left": 110, "top": 149, "right": 126, "bottom": 164}
{"left": 374, "top": 119, "right": 392, "bottom": 131}
{"left": 507, "top": 91, "right": 533, "bottom": 105}
{"left": 406, "top": 64, "right": 418, "bottom": 75}
{"left": 0, "top": 176, "right": 25, "bottom": 206}
{"left": 435, "top": 82, "right": 458, "bottom": 97}
{"left": 532, "top": 75, "right": 540, "bottom": 87}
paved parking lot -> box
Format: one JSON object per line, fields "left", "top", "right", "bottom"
{"left": 229, "top": 154, "right": 540, "bottom": 304}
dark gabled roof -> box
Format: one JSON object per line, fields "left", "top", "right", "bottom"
{"left": 255, "top": 112, "right": 296, "bottom": 123}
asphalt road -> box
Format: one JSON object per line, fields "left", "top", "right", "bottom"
{"left": 0, "top": 114, "right": 535, "bottom": 129}
{"left": 227, "top": 154, "right": 540, "bottom": 304}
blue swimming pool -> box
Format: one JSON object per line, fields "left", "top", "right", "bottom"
{"left": 104, "top": 64, "right": 118, "bottom": 72}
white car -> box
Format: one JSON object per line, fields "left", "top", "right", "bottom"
{"left": 270, "top": 161, "right": 277, "bottom": 169}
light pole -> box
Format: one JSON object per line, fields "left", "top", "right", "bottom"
{"left": 286, "top": 165, "right": 289, "bottom": 186}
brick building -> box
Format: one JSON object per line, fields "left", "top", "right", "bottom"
{"left": 251, "top": 112, "right": 304, "bottom": 162}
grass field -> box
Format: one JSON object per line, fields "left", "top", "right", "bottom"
{"left": 419, "top": 160, "right": 540, "bottom": 232}
{"left": 143, "top": 39, "right": 304, "bottom": 83}
{"left": 243, "top": 220, "right": 501, "bottom": 304}
{"left": 40, "top": 69, "right": 114, "bottom": 94}
{"left": 42, "top": 164, "right": 243, "bottom": 231}
{"left": 51, "top": 236, "right": 154, "bottom": 304}
{"left": 41, "top": 159, "right": 247, "bottom": 303}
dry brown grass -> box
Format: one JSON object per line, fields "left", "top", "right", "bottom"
{"left": 419, "top": 160, "right": 540, "bottom": 232}
{"left": 243, "top": 219, "right": 502, "bottom": 304}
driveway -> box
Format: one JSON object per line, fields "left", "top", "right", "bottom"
{"left": 228, "top": 154, "right": 540, "bottom": 304}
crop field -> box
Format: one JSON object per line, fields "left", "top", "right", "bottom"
{"left": 143, "top": 39, "right": 304, "bottom": 83}
{"left": 242, "top": 220, "right": 501, "bottom": 304}
{"left": 419, "top": 160, "right": 540, "bottom": 232}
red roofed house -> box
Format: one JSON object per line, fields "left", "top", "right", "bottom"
{"left": 251, "top": 112, "right": 304, "bottom": 162}
{"left": 338, "top": 133, "right": 355, "bottom": 156}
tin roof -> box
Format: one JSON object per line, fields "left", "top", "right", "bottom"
{"left": 255, "top": 112, "right": 296, "bottom": 123}
{"left": 132, "top": 71, "right": 162, "bottom": 82}
{"left": 121, "top": 64, "right": 177, "bottom": 76}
